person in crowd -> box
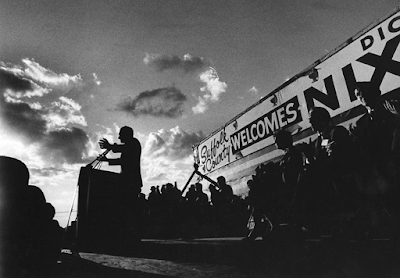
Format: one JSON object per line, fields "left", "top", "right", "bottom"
{"left": 208, "top": 176, "right": 234, "bottom": 207}
{"left": 274, "top": 129, "right": 305, "bottom": 228}
{"left": 355, "top": 82, "right": 400, "bottom": 117}
{"left": 148, "top": 186, "right": 157, "bottom": 202}
{"left": 307, "top": 107, "right": 353, "bottom": 174}
{"left": 183, "top": 182, "right": 210, "bottom": 238}
{"left": 275, "top": 130, "right": 304, "bottom": 202}
{"left": 210, "top": 176, "right": 235, "bottom": 236}
{"left": 0, "top": 156, "right": 31, "bottom": 277}
{"left": 148, "top": 186, "right": 161, "bottom": 215}
{"left": 243, "top": 178, "right": 272, "bottom": 241}
{"left": 352, "top": 82, "right": 400, "bottom": 188}
{"left": 33, "top": 202, "right": 64, "bottom": 269}
{"left": 302, "top": 107, "right": 357, "bottom": 234}
{"left": 258, "top": 162, "right": 284, "bottom": 224}
{"left": 350, "top": 82, "right": 400, "bottom": 239}
{"left": 195, "top": 182, "right": 209, "bottom": 205}
{"left": 173, "top": 182, "right": 182, "bottom": 197}
{"left": 194, "top": 169, "right": 235, "bottom": 236}
{"left": 0, "top": 156, "right": 63, "bottom": 277}
{"left": 275, "top": 130, "right": 304, "bottom": 187}
{"left": 185, "top": 184, "right": 197, "bottom": 204}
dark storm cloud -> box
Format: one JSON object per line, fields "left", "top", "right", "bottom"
{"left": 0, "top": 66, "right": 90, "bottom": 165}
{"left": 0, "top": 68, "right": 48, "bottom": 140}
{"left": 0, "top": 95, "right": 48, "bottom": 140}
{"left": 117, "top": 87, "right": 187, "bottom": 118}
{"left": 144, "top": 54, "right": 208, "bottom": 73}
{"left": 0, "top": 69, "right": 33, "bottom": 92}
{"left": 40, "top": 127, "right": 90, "bottom": 164}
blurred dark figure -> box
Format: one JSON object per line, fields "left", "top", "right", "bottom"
{"left": 352, "top": 82, "right": 400, "bottom": 194}
{"left": 173, "top": 182, "right": 182, "bottom": 197}
{"left": 307, "top": 107, "right": 353, "bottom": 174}
{"left": 185, "top": 184, "right": 197, "bottom": 204}
{"left": 209, "top": 176, "right": 234, "bottom": 207}
{"left": 273, "top": 129, "right": 307, "bottom": 234}
{"left": 195, "top": 170, "right": 235, "bottom": 236}
{"left": 181, "top": 182, "right": 210, "bottom": 239}
{"left": 136, "top": 193, "right": 148, "bottom": 238}
{"left": 303, "top": 107, "right": 356, "bottom": 234}
{"left": 194, "top": 182, "right": 210, "bottom": 226}
{"left": 31, "top": 202, "right": 64, "bottom": 269}
{"left": 195, "top": 182, "right": 209, "bottom": 205}
{"left": 0, "top": 156, "right": 30, "bottom": 277}
{"left": 210, "top": 176, "right": 234, "bottom": 236}
{"left": 275, "top": 130, "right": 304, "bottom": 188}
{"left": 351, "top": 82, "right": 400, "bottom": 240}
{"left": 275, "top": 130, "right": 304, "bottom": 218}
{"left": 0, "top": 156, "right": 63, "bottom": 277}
{"left": 256, "top": 162, "right": 284, "bottom": 225}
{"left": 243, "top": 179, "right": 272, "bottom": 241}
{"left": 148, "top": 186, "right": 161, "bottom": 215}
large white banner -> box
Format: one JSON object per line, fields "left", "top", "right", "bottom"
{"left": 194, "top": 9, "right": 400, "bottom": 179}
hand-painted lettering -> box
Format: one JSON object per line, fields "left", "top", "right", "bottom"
{"left": 199, "top": 128, "right": 231, "bottom": 173}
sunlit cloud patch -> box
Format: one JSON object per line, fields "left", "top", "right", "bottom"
{"left": 192, "top": 67, "right": 227, "bottom": 114}
{"left": 143, "top": 126, "right": 204, "bottom": 160}
{"left": 0, "top": 59, "right": 100, "bottom": 165}
{"left": 141, "top": 126, "right": 204, "bottom": 190}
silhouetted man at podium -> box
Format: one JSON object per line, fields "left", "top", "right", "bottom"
{"left": 99, "top": 126, "right": 143, "bottom": 197}
{"left": 99, "top": 126, "right": 143, "bottom": 243}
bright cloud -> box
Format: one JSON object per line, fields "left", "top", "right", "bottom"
{"left": 93, "top": 73, "right": 101, "bottom": 85}
{"left": 21, "top": 58, "right": 82, "bottom": 86}
{"left": 199, "top": 67, "right": 227, "bottom": 101}
{"left": 45, "top": 96, "right": 87, "bottom": 129}
{"left": 192, "top": 96, "right": 207, "bottom": 114}
{"left": 192, "top": 67, "right": 227, "bottom": 113}
{"left": 248, "top": 86, "right": 259, "bottom": 94}
{"left": 0, "top": 58, "right": 101, "bottom": 100}
{"left": 141, "top": 126, "right": 204, "bottom": 191}
{"left": 143, "top": 126, "right": 204, "bottom": 160}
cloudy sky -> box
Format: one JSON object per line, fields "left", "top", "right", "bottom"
{"left": 1, "top": 0, "right": 398, "bottom": 226}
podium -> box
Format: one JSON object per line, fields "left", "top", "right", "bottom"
{"left": 76, "top": 166, "right": 140, "bottom": 251}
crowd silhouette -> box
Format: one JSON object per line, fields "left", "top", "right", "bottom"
{"left": 140, "top": 181, "right": 248, "bottom": 239}
{"left": 242, "top": 82, "right": 400, "bottom": 242}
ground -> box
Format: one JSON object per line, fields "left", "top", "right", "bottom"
{"left": 45, "top": 230, "right": 400, "bottom": 278}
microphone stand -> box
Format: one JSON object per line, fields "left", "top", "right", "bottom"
{"left": 181, "top": 163, "right": 199, "bottom": 196}
{"left": 88, "top": 149, "right": 111, "bottom": 169}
